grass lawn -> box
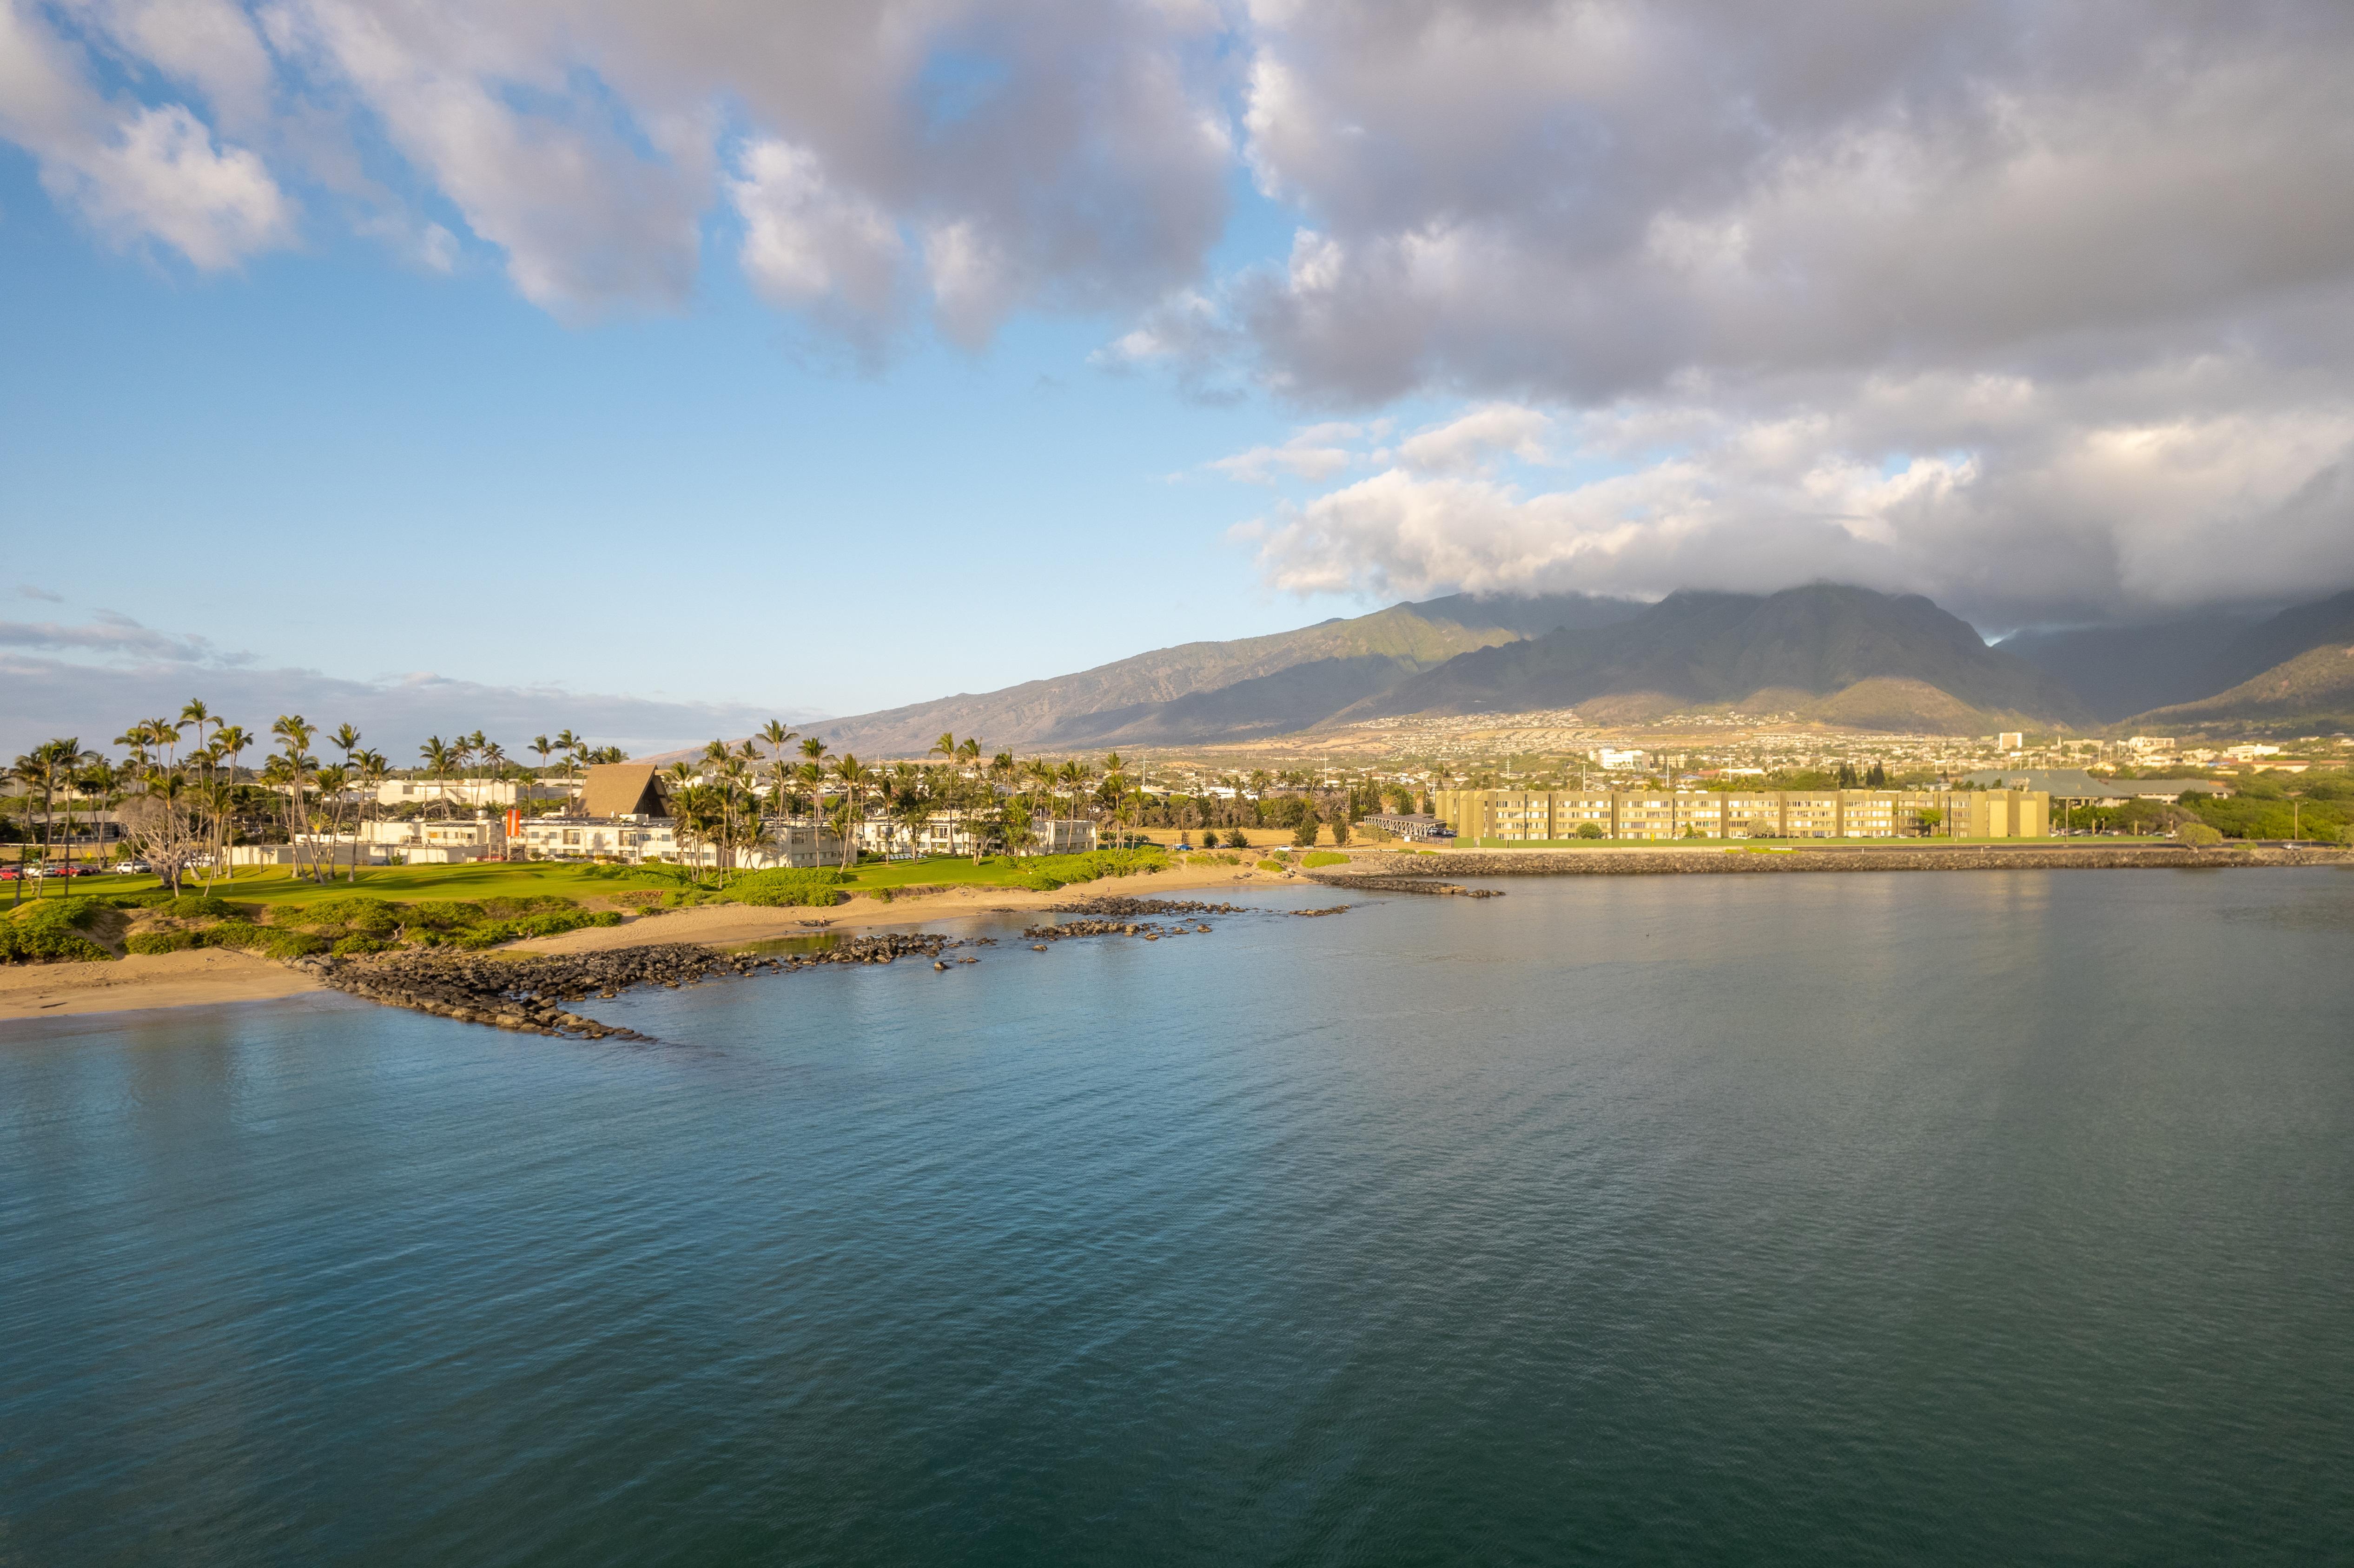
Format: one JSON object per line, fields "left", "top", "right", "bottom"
{"left": 76, "top": 861, "right": 687, "bottom": 909}
{"left": 842, "top": 850, "right": 1166, "bottom": 890}
{"left": 67, "top": 850, "right": 1171, "bottom": 909}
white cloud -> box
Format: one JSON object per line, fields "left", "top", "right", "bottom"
{"left": 0, "top": 609, "right": 229, "bottom": 663}
{"left": 1395, "top": 404, "right": 1551, "bottom": 474}
{"left": 729, "top": 138, "right": 903, "bottom": 320}
{"left": 1209, "top": 421, "right": 1362, "bottom": 483}
{"left": 0, "top": 0, "right": 295, "bottom": 268}
{"left": 1239, "top": 364, "right": 2354, "bottom": 625}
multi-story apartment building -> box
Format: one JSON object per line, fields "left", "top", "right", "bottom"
{"left": 1433, "top": 788, "right": 2045, "bottom": 842}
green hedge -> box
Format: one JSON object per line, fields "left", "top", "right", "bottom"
{"left": 729, "top": 868, "right": 855, "bottom": 907}
{"left": 1302, "top": 852, "right": 1349, "bottom": 869}
{"left": 450, "top": 909, "right": 623, "bottom": 949}
{"left": 0, "top": 897, "right": 113, "bottom": 963}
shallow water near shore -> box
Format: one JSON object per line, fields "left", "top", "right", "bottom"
{"left": 6, "top": 869, "right": 2354, "bottom": 1564}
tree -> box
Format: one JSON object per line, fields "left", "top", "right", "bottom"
{"left": 121, "top": 767, "right": 205, "bottom": 895}
{"left": 419, "top": 736, "right": 453, "bottom": 825}
{"left": 554, "top": 728, "right": 583, "bottom": 805}
{"left": 1914, "top": 807, "right": 1944, "bottom": 838}
{"left": 833, "top": 754, "right": 871, "bottom": 868}
{"left": 1330, "top": 810, "right": 1350, "bottom": 847}
{"left": 1576, "top": 822, "right": 1606, "bottom": 840}
{"left": 753, "top": 720, "right": 797, "bottom": 814}
{"left": 891, "top": 767, "right": 934, "bottom": 860}
{"left": 1229, "top": 828, "right": 1250, "bottom": 850}
{"left": 1292, "top": 802, "right": 1320, "bottom": 848}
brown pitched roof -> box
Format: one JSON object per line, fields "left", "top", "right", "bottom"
{"left": 582, "top": 763, "right": 663, "bottom": 817}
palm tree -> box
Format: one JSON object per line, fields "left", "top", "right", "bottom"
{"left": 554, "top": 728, "right": 583, "bottom": 805}
{"left": 757, "top": 721, "right": 797, "bottom": 806}
{"left": 8, "top": 747, "right": 51, "bottom": 905}
{"left": 353, "top": 749, "right": 389, "bottom": 882}
{"left": 530, "top": 734, "right": 554, "bottom": 783}
{"left": 418, "top": 736, "right": 453, "bottom": 827}
{"left": 270, "top": 716, "right": 313, "bottom": 867}
{"left": 886, "top": 764, "right": 932, "bottom": 860}
{"left": 209, "top": 724, "right": 252, "bottom": 887}
{"left": 833, "top": 754, "right": 871, "bottom": 869}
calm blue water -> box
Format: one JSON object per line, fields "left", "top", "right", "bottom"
{"left": 5, "top": 869, "right": 2354, "bottom": 1565}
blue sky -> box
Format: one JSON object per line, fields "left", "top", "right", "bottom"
{"left": 4, "top": 0, "right": 2348, "bottom": 757}
{"left": 3, "top": 146, "right": 1361, "bottom": 734}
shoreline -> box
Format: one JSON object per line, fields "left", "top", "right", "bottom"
{"left": 7, "top": 845, "right": 2348, "bottom": 1025}
{"left": 1322, "top": 844, "right": 2354, "bottom": 879}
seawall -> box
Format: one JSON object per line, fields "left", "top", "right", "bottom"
{"left": 1317, "top": 845, "right": 2353, "bottom": 881}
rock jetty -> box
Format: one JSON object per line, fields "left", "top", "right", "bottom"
{"left": 297, "top": 930, "right": 965, "bottom": 1038}
{"left": 1316, "top": 844, "right": 2353, "bottom": 884}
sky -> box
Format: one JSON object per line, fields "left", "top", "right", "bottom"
{"left": 5, "top": 0, "right": 2353, "bottom": 758}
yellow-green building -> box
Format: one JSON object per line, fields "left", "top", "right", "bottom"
{"left": 1431, "top": 787, "right": 2047, "bottom": 843}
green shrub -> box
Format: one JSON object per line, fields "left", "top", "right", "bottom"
{"left": 276, "top": 896, "right": 405, "bottom": 937}
{"left": 202, "top": 920, "right": 270, "bottom": 951}
{"left": 332, "top": 934, "right": 397, "bottom": 955}
{"left": 1, "top": 899, "right": 114, "bottom": 960}
{"left": 729, "top": 868, "right": 854, "bottom": 907}
{"left": 1258, "top": 859, "right": 1287, "bottom": 873}
{"left": 1575, "top": 823, "right": 1607, "bottom": 840}
{"left": 0, "top": 898, "right": 114, "bottom": 963}
{"left": 2177, "top": 823, "right": 2224, "bottom": 847}
{"left": 126, "top": 930, "right": 200, "bottom": 955}
{"left": 1302, "top": 851, "right": 1349, "bottom": 869}
{"left": 450, "top": 908, "right": 623, "bottom": 949}
{"left": 161, "top": 894, "right": 240, "bottom": 920}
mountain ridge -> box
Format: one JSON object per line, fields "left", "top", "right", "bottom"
{"left": 788, "top": 592, "right": 1644, "bottom": 756}
{"left": 1336, "top": 584, "right": 2091, "bottom": 733}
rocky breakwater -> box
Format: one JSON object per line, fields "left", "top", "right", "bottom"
{"left": 297, "top": 931, "right": 965, "bottom": 1038}
{"left": 1309, "top": 878, "right": 1502, "bottom": 897}
{"left": 1316, "top": 844, "right": 2354, "bottom": 883}
{"left": 1022, "top": 895, "right": 1353, "bottom": 948}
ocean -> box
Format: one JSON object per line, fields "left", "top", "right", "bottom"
{"left": 5, "top": 868, "right": 2352, "bottom": 1564}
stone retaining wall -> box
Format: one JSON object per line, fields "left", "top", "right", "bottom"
{"left": 1316, "top": 846, "right": 2352, "bottom": 881}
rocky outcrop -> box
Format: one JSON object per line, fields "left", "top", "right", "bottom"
{"left": 296, "top": 931, "right": 967, "bottom": 1038}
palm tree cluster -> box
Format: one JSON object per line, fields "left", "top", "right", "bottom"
{"left": 632, "top": 727, "right": 1141, "bottom": 874}
{"left": 6, "top": 702, "right": 635, "bottom": 896}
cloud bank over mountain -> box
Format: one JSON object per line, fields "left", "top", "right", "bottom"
{"left": 9, "top": 0, "right": 2351, "bottom": 626}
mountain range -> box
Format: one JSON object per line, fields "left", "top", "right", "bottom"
{"left": 734, "top": 583, "right": 2354, "bottom": 760}
{"left": 803, "top": 592, "right": 1642, "bottom": 756}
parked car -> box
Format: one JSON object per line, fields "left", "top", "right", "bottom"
{"left": 46, "top": 864, "right": 91, "bottom": 877}
{"left": 0, "top": 866, "right": 19, "bottom": 881}
{"left": 114, "top": 860, "right": 152, "bottom": 874}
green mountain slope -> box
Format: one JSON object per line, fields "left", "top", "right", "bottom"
{"left": 1342, "top": 585, "right": 2091, "bottom": 732}
{"left": 1998, "top": 612, "right": 2265, "bottom": 722}
{"left": 802, "top": 593, "right": 1642, "bottom": 756}
{"left": 2125, "top": 642, "right": 2354, "bottom": 729}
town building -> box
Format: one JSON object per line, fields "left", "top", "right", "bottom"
{"left": 516, "top": 814, "right": 842, "bottom": 868}
{"left": 1362, "top": 812, "right": 1450, "bottom": 841}
{"left": 1432, "top": 787, "right": 2047, "bottom": 841}
{"left": 377, "top": 778, "right": 569, "bottom": 808}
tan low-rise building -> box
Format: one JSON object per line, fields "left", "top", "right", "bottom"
{"left": 1434, "top": 787, "right": 2047, "bottom": 842}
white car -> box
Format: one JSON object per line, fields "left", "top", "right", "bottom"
{"left": 114, "top": 860, "right": 152, "bottom": 874}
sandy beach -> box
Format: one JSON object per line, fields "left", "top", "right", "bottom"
{"left": 0, "top": 858, "right": 1327, "bottom": 1021}
{"left": 513, "top": 858, "right": 1309, "bottom": 955}
{"left": 0, "top": 947, "right": 326, "bottom": 1023}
